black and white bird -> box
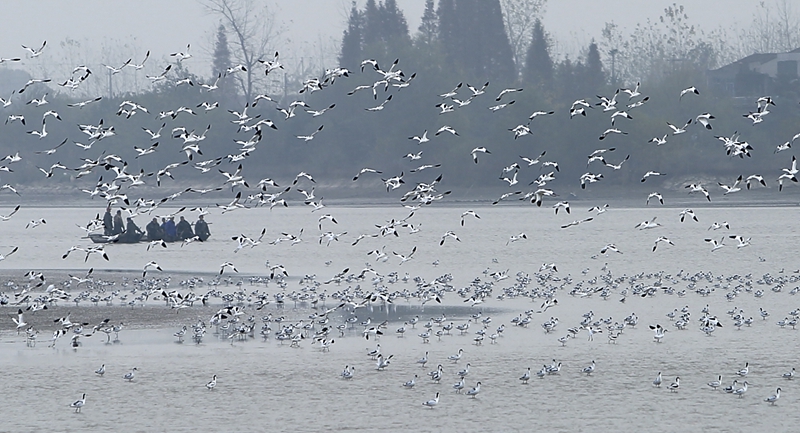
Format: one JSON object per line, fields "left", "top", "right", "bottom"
{"left": 704, "top": 237, "right": 725, "bottom": 252}
{"left": 471, "top": 147, "right": 490, "bottom": 163}
{"left": 353, "top": 168, "right": 382, "bottom": 181}
{"left": 393, "top": 246, "right": 416, "bottom": 265}
{"left": 25, "top": 218, "right": 46, "bottom": 229}
{"left": 621, "top": 82, "right": 641, "bottom": 98}
{"left": 422, "top": 392, "right": 440, "bottom": 408}
{"left": 22, "top": 40, "right": 46, "bottom": 58}
{"left": 521, "top": 151, "right": 546, "bottom": 166}
{"left": 467, "top": 81, "right": 490, "bottom": 97}
{"left": 528, "top": 110, "right": 555, "bottom": 122}
{"left": 296, "top": 125, "right": 324, "bottom": 142}
{"left": 685, "top": 183, "right": 711, "bottom": 201}
{"left": 123, "top": 367, "right": 138, "bottom": 381}
{"left": 69, "top": 393, "right": 86, "bottom": 412}
{"left": 650, "top": 324, "right": 668, "bottom": 343}
{"left": 487, "top": 101, "right": 515, "bottom": 112}
{"left": 506, "top": 233, "right": 527, "bottom": 245}
{"left": 667, "top": 119, "right": 692, "bottom": 134}
{"left": 600, "top": 244, "right": 622, "bottom": 254}
{"left": 0, "top": 245, "right": 19, "bottom": 261}
{"left": 561, "top": 218, "right": 593, "bottom": 229}
{"left": 130, "top": 50, "right": 150, "bottom": 70}
{"left": 409, "top": 130, "right": 429, "bottom": 144}
{"left": 12, "top": 308, "right": 26, "bottom": 333}
{"left": 588, "top": 204, "right": 609, "bottom": 214}
{"left": 652, "top": 236, "right": 674, "bottom": 251}
{"left": 646, "top": 192, "right": 663, "bottom": 205}
{"left": 142, "top": 261, "right": 162, "bottom": 278}
{"left": 206, "top": 375, "right": 217, "bottom": 390}
{"left": 765, "top": 387, "right": 781, "bottom": 405}
{"left": 599, "top": 128, "right": 627, "bottom": 140}
{"left": 775, "top": 141, "right": 791, "bottom": 153}
{"left": 633, "top": 216, "right": 661, "bottom": 230}
{"left": 668, "top": 376, "right": 680, "bottom": 392}
{"left": 460, "top": 210, "right": 480, "bottom": 226}
{"left": 509, "top": 124, "right": 531, "bottom": 139}
{"left": 679, "top": 208, "right": 698, "bottom": 222}
{"left": 102, "top": 58, "right": 131, "bottom": 75}
{"left": 219, "top": 262, "right": 238, "bottom": 275}
{"left": 495, "top": 88, "right": 522, "bottom": 101}
{"left": 708, "top": 221, "right": 729, "bottom": 230}
{"left": 729, "top": 235, "right": 751, "bottom": 249}
{"left": 435, "top": 125, "right": 459, "bottom": 136}
{"left": 604, "top": 155, "right": 630, "bottom": 170}
{"left": 695, "top": 112, "right": 715, "bottom": 130}
{"left": 440, "top": 231, "right": 461, "bottom": 246}
{"left": 552, "top": 201, "right": 570, "bottom": 215}
{"left": 170, "top": 44, "right": 192, "bottom": 62}
{"left": 365, "top": 94, "right": 392, "bottom": 111}
{"left": 679, "top": 86, "right": 699, "bottom": 99}
{"left": 610, "top": 110, "right": 633, "bottom": 126}
{"left": 718, "top": 175, "right": 743, "bottom": 195}
{"left": 746, "top": 174, "right": 767, "bottom": 189}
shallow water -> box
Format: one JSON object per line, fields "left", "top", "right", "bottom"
{"left": 1, "top": 204, "right": 800, "bottom": 431}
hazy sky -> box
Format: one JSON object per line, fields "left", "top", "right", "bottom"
{"left": 0, "top": 0, "right": 772, "bottom": 79}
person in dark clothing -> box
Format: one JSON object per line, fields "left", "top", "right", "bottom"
{"left": 124, "top": 218, "right": 143, "bottom": 242}
{"left": 163, "top": 217, "right": 177, "bottom": 242}
{"left": 160, "top": 218, "right": 168, "bottom": 241}
{"left": 176, "top": 216, "right": 194, "bottom": 240}
{"left": 112, "top": 210, "right": 124, "bottom": 235}
{"left": 146, "top": 218, "right": 163, "bottom": 241}
{"left": 194, "top": 215, "right": 211, "bottom": 241}
{"left": 103, "top": 206, "right": 113, "bottom": 236}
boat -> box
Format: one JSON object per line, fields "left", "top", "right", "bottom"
{"left": 88, "top": 233, "right": 147, "bottom": 244}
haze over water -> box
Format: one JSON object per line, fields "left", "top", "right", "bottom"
{"left": 1, "top": 203, "right": 799, "bottom": 432}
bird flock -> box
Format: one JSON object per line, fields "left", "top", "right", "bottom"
{"left": 0, "top": 37, "right": 799, "bottom": 423}
{"left": 6, "top": 258, "right": 800, "bottom": 416}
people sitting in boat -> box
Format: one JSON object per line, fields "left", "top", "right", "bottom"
{"left": 103, "top": 205, "right": 113, "bottom": 236}
{"left": 112, "top": 210, "right": 125, "bottom": 235}
{"left": 123, "top": 218, "right": 143, "bottom": 243}
{"left": 194, "top": 215, "right": 210, "bottom": 241}
{"left": 146, "top": 218, "right": 163, "bottom": 241}
{"left": 176, "top": 216, "right": 194, "bottom": 240}
{"left": 162, "top": 217, "right": 177, "bottom": 242}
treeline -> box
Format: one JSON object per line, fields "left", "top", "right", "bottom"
{"left": 0, "top": 1, "right": 797, "bottom": 205}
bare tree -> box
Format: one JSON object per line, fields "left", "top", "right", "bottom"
{"left": 733, "top": 0, "right": 800, "bottom": 55}
{"left": 499, "top": 0, "right": 548, "bottom": 72}
{"left": 598, "top": 4, "right": 720, "bottom": 85}
{"left": 200, "top": 0, "right": 285, "bottom": 104}
{"left": 774, "top": 0, "right": 800, "bottom": 52}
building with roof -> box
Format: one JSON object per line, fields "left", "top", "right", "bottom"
{"left": 707, "top": 48, "right": 800, "bottom": 98}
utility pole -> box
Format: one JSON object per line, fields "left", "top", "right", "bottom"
{"left": 107, "top": 69, "right": 113, "bottom": 99}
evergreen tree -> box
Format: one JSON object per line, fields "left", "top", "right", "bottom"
{"left": 382, "top": 0, "right": 411, "bottom": 46}
{"left": 437, "top": 0, "right": 515, "bottom": 83}
{"left": 211, "top": 24, "right": 234, "bottom": 104}
{"left": 416, "top": 0, "right": 437, "bottom": 46}
{"left": 359, "top": 0, "right": 411, "bottom": 67}
{"left": 523, "top": 19, "right": 553, "bottom": 89}
{"left": 474, "top": 0, "right": 515, "bottom": 82}
{"left": 437, "top": 0, "right": 457, "bottom": 62}
{"left": 554, "top": 56, "right": 574, "bottom": 98}
{"left": 584, "top": 41, "right": 606, "bottom": 93}
{"left": 339, "top": 2, "right": 363, "bottom": 70}
{"left": 362, "top": 0, "right": 382, "bottom": 49}
{"left": 212, "top": 24, "right": 231, "bottom": 76}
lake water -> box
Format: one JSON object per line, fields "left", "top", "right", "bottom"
{"left": 1, "top": 203, "right": 799, "bottom": 432}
